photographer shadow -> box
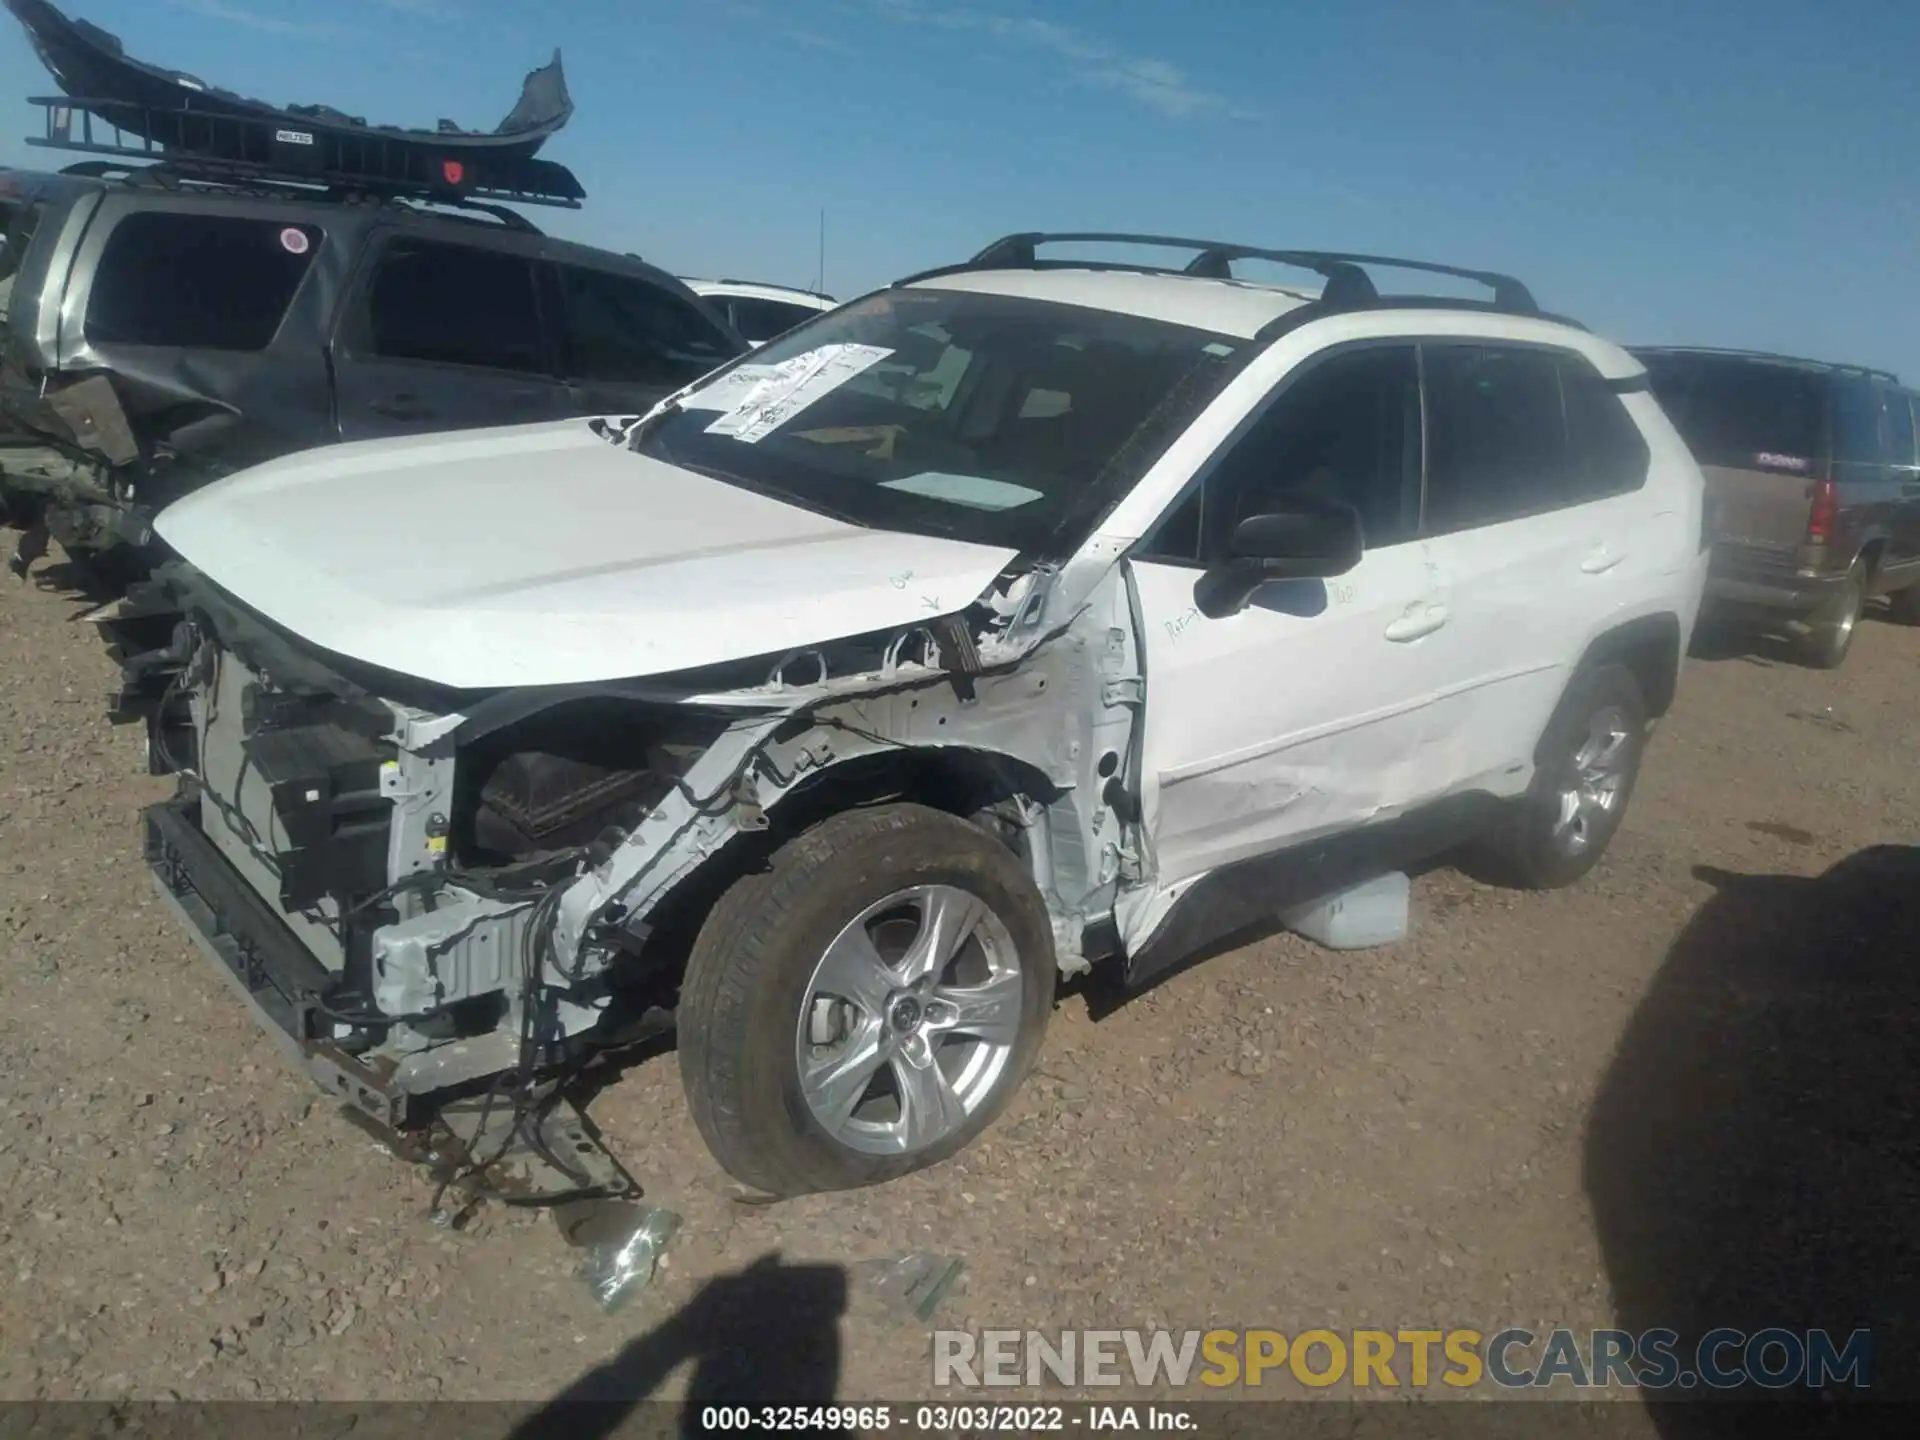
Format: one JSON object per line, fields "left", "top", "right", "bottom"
{"left": 1585, "top": 846, "right": 1920, "bottom": 1434}
{"left": 508, "top": 1252, "right": 850, "bottom": 1440}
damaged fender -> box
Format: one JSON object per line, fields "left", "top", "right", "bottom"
{"left": 523, "top": 549, "right": 1148, "bottom": 998}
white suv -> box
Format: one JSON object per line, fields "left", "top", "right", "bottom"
{"left": 125, "top": 233, "right": 1708, "bottom": 1201}
{"left": 682, "top": 277, "right": 837, "bottom": 346}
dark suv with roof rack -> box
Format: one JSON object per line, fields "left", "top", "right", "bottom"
{"left": 0, "top": 159, "right": 747, "bottom": 576}
{"left": 1633, "top": 346, "right": 1920, "bottom": 668}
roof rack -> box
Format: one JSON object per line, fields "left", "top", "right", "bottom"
{"left": 893, "top": 231, "right": 1548, "bottom": 326}
{"left": 25, "top": 96, "right": 583, "bottom": 215}
{"left": 1631, "top": 345, "right": 1899, "bottom": 385}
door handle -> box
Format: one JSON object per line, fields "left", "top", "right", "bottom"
{"left": 368, "top": 393, "right": 429, "bottom": 420}
{"left": 1384, "top": 603, "right": 1448, "bottom": 642}
{"left": 1580, "top": 547, "right": 1625, "bottom": 574}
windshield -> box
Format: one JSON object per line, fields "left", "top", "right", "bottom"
{"left": 634, "top": 286, "right": 1252, "bottom": 552}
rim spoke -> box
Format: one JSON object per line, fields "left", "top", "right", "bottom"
{"left": 891, "top": 1042, "right": 968, "bottom": 1151}
{"left": 930, "top": 969, "right": 1025, "bottom": 1048}
{"left": 1553, "top": 789, "right": 1582, "bottom": 838}
{"left": 801, "top": 1022, "right": 887, "bottom": 1134}
{"left": 1584, "top": 729, "right": 1628, "bottom": 774}
{"left": 812, "top": 923, "right": 896, "bottom": 1014}
{"left": 898, "top": 887, "right": 989, "bottom": 985}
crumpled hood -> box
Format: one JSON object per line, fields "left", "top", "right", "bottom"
{"left": 154, "top": 419, "right": 1021, "bottom": 690}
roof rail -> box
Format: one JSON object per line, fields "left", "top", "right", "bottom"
{"left": 25, "top": 95, "right": 582, "bottom": 214}
{"left": 1631, "top": 345, "right": 1899, "bottom": 385}
{"left": 894, "top": 231, "right": 1544, "bottom": 321}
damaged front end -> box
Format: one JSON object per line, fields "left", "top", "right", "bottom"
{"left": 116, "top": 542, "right": 1146, "bottom": 1205}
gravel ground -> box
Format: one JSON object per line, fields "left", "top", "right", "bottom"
{"left": 2, "top": 555, "right": 1916, "bottom": 1424}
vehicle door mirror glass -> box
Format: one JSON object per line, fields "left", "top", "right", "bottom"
{"left": 1195, "top": 498, "right": 1362, "bottom": 618}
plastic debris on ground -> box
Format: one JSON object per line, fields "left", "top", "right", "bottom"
{"left": 554, "top": 1199, "right": 684, "bottom": 1312}
{"left": 848, "top": 1252, "right": 966, "bottom": 1323}
{"left": 1280, "top": 871, "right": 1411, "bottom": 950}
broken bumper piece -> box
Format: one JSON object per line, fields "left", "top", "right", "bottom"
{"left": 143, "top": 790, "right": 640, "bottom": 1209}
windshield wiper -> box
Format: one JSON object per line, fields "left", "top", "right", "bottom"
{"left": 588, "top": 398, "right": 686, "bottom": 453}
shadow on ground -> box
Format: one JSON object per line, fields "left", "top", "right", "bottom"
{"left": 1586, "top": 845, "right": 1920, "bottom": 1434}
{"left": 1686, "top": 603, "right": 1915, "bottom": 671}
{"left": 507, "top": 1252, "right": 851, "bottom": 1439}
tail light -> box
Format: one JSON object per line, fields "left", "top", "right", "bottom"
{"left": 1806, "top": 479, "right": 1838, "bottom": 545}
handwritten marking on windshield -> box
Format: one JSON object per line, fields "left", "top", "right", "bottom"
{"left": 921, "top": 595, "right": 942, "bottom": 611}
{"left": 890, "top": 570, "right": 914, "bottom": 589}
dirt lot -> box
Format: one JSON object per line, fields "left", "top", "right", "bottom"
{"left": 2, "top": 554, "right": 1916, "bottom": 1423}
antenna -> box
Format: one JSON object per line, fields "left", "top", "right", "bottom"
{"left": 815, "top": 208, "right": 825, "bottom": 295}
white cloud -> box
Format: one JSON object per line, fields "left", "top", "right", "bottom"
{"left": 176, "top": 1, "right": 338, "bottom": 40}
{"left": 859, "top": 0, "right": 1239, "bottom": 119}
{"left": 367, "top": 0, "right": 462, "bottom": 17}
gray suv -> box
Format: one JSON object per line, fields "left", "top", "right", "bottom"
{"left": 1635, "top": 346, "right": 1920, "bottom": 668}
{"left": 0, "top": 165, "right": 747, "bottom": 575}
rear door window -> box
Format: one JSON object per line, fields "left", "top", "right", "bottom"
{"left": 555, "top": 265, "right": 739, "bottom": 386}
{"left": 84, "top": 212, "right": 322, "bottom": 351}
{"left": 1420, "top": 344, "right": 1650, "bottom": 531}
{"left": 362, "top": 237, "right": 547, "bottom": 374}
{"left": 1420, "top": 344, "right": 1570, "bottom": 532}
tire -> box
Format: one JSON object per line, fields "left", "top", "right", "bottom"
{"left": 1799, "top": 558, "right": 1867, "bottom": 669}
{"left": 677, "top": 802, "right": 1056, "bottom": 1197}
{"left": 1483, "top": 662, "right": 1650, "bottom": 890}
{"left": 1887, "top": 579, "right": 1920, "bottom": 626}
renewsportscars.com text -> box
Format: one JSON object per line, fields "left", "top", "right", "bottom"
{"left": 933, "top": 1326, "right": 1872, "bottom": 1391}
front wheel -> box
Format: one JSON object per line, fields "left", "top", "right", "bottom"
{"left": 1482, "top": 663, "right": 1650, "bottom": 890}
{"left": 677, "top": 802, "right": 1056, "bottom": 1197}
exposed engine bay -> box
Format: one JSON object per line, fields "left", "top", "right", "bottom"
{"left": 108, "top": 545, "right": 1144, "bottom": 1207}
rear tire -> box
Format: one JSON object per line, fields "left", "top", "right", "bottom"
{"left": 1800, "top": 558, "right": 1866, "bottom": 669}
{"left": 1482, "top": 663, "right": 1649, "bottom": 890}
{"left": 677, "top": 802, "right": 1056, "bottom": 1197}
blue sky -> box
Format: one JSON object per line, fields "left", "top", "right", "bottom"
{"left": 3, "top": 0, "right": 1916, "bottom": 377}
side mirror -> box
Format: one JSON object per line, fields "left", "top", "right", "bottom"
{"left": 1193, "top": 499, "right": 1363, "bottom": 619}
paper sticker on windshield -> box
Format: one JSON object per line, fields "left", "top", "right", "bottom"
{"left": 678, "top": 365, "right": 780, "bottom": 411}
{"left": 279, "top": 227, "right": 310, "bottom": 255}
{"left": 705, "top": 344, "right": 894, "bottom": 444}
{"left": 881, "top": 472, "right": 1043, "bottom": 511}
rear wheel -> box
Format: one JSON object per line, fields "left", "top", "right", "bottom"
{"left": 677, "top": 802, "right": 1056, "bottom": 1197}
{"left": 1483, "top": 663, "right": 1649, "bottom": 890}
{"left": 1800, "top": 558, "right": 1866, "bottom": 669}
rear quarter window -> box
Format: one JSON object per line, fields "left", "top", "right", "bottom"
{"left": 84, "top": 212, "right": 323, "bottom": 351}
{"left": 1885, "top": 390, "right": 1917, "bottom": 468}
{"left": 1559, "top": 357, "right": 1650, "bottom": 501}
{"left": 729, "top": 296, "right": 819, "bottom": 344}
{"left": 1831, "top": 380, "right": 1888, "bottom": 467}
